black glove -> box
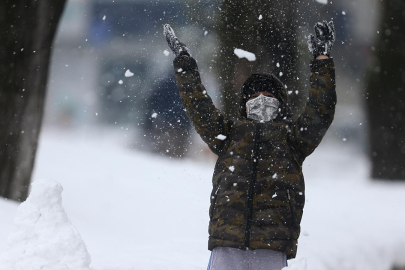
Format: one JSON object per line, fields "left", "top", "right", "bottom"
{"left": 307, "top": 20, "right": 335, "bottom": 59}
{"left": 163, "top": 24, "right": 190, "bottom": 57}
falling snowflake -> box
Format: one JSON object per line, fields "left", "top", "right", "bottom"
{"left": 234, "top": 48, "right": 256, "bottom": 61}
{"left": 215, "top": 134, "right": 227, "bottom": 140}
{"left": 125, "top": 69, "right": 134, "bottom": 77}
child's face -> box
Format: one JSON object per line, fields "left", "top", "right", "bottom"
{"left": 246, "top": 91, "right": 277, "bottom": 114}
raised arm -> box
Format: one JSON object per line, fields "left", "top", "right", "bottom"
{"left": 290, "top": 21, "right": 337, "bottom": 163}
{"left": 164, "top": 24, "right": 232, "bottom": 155}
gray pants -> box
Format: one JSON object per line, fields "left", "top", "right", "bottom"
{"left": 207, "top": 247, "right": 287, "bottom": 270}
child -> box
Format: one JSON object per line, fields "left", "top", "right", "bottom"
{"left": 163, "top": 21, "right": 336, "bottom": 269}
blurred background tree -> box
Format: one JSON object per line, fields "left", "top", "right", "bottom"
{"left": 215, "top": 0, "right": 302, "bottom": 118}
{"left": 0, "top": 0, "right": 66, "bottom": 201}
{"left": 365, "top": 0, "right": 405, "bottom": 180}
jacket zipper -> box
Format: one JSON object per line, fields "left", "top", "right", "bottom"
{"left": 245, "top": 123, "right": 261, "bottom": 249}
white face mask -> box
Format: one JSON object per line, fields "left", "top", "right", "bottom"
{"left": 246, "top": 94, "right": 280, "bottom": 122}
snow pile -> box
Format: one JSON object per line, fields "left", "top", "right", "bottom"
{"left": 0, "top": 180, "right": 91, "bottom": 270}
{"left": 282, "top": 258, "right": 307, "bottom": 270}
{"left": 234, "top": 48, "right": 256, "bottom": 61}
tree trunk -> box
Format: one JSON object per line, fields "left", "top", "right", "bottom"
{"left": 365, "top": 0, "right": 405, "bottom": 180}
{"left": 0, "top": 0, "right": 66, "bottom": 201}
{"left": 215, "top": 0, "right": 300, "bottom": 118}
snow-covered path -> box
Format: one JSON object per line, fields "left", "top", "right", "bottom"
{"left": 0, "top": 129, "right": 404, "bottom": 270}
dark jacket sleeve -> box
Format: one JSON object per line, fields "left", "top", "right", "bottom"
{"left": 173, "top": 55, "right": 233, "bottom": 155}
{"left": 290, "top": 58, "right": 336, "bottom": 163}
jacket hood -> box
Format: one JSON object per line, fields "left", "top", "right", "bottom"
{"left": 239, "top": 73, "right": 292, "bottom": 121}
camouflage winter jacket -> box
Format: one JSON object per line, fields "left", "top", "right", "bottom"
{"left": 173, "top": 56, "right": 336, "bottom": 259}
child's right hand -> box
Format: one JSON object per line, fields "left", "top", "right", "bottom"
{"left": 163, "top": 24, "right": 190, "bottom": 57}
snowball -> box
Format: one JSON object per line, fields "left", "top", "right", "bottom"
{"left": 258, "top": 15, "right": 263, "bottom": 20}
{"left": 163, "top": 50, "right": 170, "bottom": 56}
{"left": 118, "top": 80, "right": 123, "bottom": 84}
{"left": 177, "top": 68, "right": 183, "bottom": 72}
{"left": 272, "top": 193, "right": 277, "bottom": 198}
{"left": 342, "top": 11, "right": 346, "bottom": 15}
{"left": 125, "top": 69, "right": 134, "bottom": 77}
{"left": 272, "top": 173, "right": 277, "bottom": 179}
{"left": 102, "top": 15, "right": 106, "bottom": 20}
{"left": 151, "top": 112, "right": 158, "bottom": 118}
{"left": 234, "top": 48, "right": 256, "bottom": 61}
{"left": 276, "top": 62, "right": 280, "bottom": 68}
{"left": 279, "top": 72, "right": 283, "bottom": 77}
{"left": 229, "top": 166, "right": 235, "bottom": 172}
{"left": 0, "top": 180, "right": 91, "bottom": 270}
{"left": 315, "top": 0, "right": 328, "bottom": 4}
{"left": 215, "top": 134, "right": 227, "bottom": 140}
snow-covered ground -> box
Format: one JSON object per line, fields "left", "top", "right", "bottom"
{"left": 0, "top": 129, "right": 404, "bottom": 270}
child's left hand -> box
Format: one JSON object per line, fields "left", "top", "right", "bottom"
{"left": 307, "top": 20, "right": 335, "bottom": 59}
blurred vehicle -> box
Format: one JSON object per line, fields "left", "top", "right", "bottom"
{"left": 142, "top": 74, "right": 192, "bottom": 158}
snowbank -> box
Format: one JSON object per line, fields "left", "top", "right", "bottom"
{"left": 0, "top": 180, "right": 91, "bottom": 270}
